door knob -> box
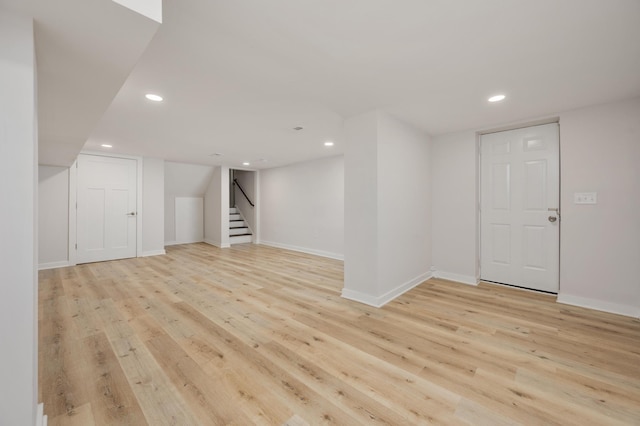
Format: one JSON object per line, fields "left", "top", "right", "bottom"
{"left": 548, "top": 216, "right": 557, "bottom": 223}
{"left": 127, "top": 212, "right": 136, "bottom": 216}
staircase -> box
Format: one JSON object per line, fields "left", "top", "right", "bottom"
{"left": 229, "top": 207, "right": 252, "bottom": 244}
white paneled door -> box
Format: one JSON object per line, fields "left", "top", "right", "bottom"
{"left": 480, "top": 123, "right": 560, "bottom": 293}
{"left": 77, "top": 154, "right": 138, "bottom": 264}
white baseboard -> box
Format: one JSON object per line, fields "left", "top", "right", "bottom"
{"left": 259, "top": 240, "right": 343, "bottom": 261}
{"left": 36, "top": 403, "right": 47, "bottom": 426}
{"left": 432, "top": 270, "right": 478, "bottom": 286}
{"left": 165, "top": 240, "right": 204, "bottom": 246}
{"left": 141, "top": 249, "right": 166, "bottom": 257}
{"left": 341, "top": 289, "right": 383, "bottom": 307}
{"left": 557, "top": 294, "right": 639, "bottom": 318}
{"left": 38, "top": 261, "right": 70, "bottom": 271}
{"left": 39, "top": 250, "right": 167, "bottom": 268}
{"left": 341, "top": 271, "right": 433, "bottom": 308}
{"left": 204, "top": 238, "right": 230, "bottom": 249}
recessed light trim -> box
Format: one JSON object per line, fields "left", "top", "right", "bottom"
{"left": 324, "top": 141, "right": 334, "bottom": 147}
{"left": 242, "top": 162, "right": 250, "bottom": 166}
{"left": 145, "top": 93, "right": 163, "bottom": 102}
{"left": 101, "top": 144, "right": 113, "bottom": 148}
{"left": 488, "top": 94, "right": 506, "bottom": 103}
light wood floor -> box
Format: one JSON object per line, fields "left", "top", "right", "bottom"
{"left": 39, "top": 243, "right": 640, "bottom": 425}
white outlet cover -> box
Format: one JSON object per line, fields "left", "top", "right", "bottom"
{"left": 574, "top": 192, "right": 597, "bottom": 204}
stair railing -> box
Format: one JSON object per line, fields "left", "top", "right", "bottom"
{"left": 233, "top": 179, "right": 255, "bottom": 207}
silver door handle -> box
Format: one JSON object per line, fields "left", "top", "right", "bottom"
{"left": 548, "top": 216, "right": 557, "bottom": 223}
{"left": 548, "top": 207, "right": 560, "bottom": 219}
{"left": 127, "top": 212, "right": 137, "bottom": 216}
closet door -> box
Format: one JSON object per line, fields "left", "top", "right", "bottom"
{"left": 77, "top": 154, "right": 137, "bottom": 263}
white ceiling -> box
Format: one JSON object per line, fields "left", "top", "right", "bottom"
{"left": 7, "top": 0, "right": 640, "bottom": 169}
{"left": 1, "top": 0, "right": 160, "bottom": 166}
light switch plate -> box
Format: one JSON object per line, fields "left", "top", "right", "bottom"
{"left": 574, "top": 192, "right": 597, "bottom": 204}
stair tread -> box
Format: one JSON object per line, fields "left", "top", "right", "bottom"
{"left": 230, "top": 228, "right": 249, "bottom": 234}
{"left": 230, "top": 233, "right": 252, "bottom": 237}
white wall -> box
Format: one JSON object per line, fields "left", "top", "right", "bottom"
{"left": 0, "top": 11, "right": 39, "bottom": 425}
{"left": 343, "top": 111, "right": 432, "bottom": 306}
{"left": 260, "top": 155, "right": 344, "bottom": 259}
{"left": 233, "top": 170, "right": 256, "bottom": 233}
{"left": 558, "top": 97, "right": 640, "bottom": 316}
{"left": 431, "top": 131, "right": 478, "bottom": 284}
{"left": 204, "top": 166, "right": 229, "bottom": 247}
{"left": 164, "top": 161, "right": 213, "bottom": 245}
{"left": 344, "top": 111, "right": 379, "bottom": 295}
{"left": 430, "top": 97, "right": 640, "bottom": 317}
{"left": 142, "top": 157, "right": 165, "bottom": 255}
{"left": 377, "top": 112, "right": 432, "bottom": 296}
{"left": 38, "top": 166, "right": 69, "bottom": 268}
{"left": 175, "top": 197, "right": 204, "bottom": 243}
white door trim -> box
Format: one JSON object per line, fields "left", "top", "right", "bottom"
{"left": 68, "top": 160, "right": 77, "bottom": 266}
{"left": 68, "top": 151, "right": 143, "bottom": 266}
{"left": 477, "top": 117, "right": 560, "bottom": 136}
{"left": 253, "top": 170, "right": 260, "bottom": 244}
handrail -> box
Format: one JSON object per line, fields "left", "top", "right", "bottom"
{"left": 233, "top": 178, "right": 255, "bottom": 207}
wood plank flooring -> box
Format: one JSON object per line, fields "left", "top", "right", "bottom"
{"left": 39, "top": 243, "right": 640, "bottom": 425}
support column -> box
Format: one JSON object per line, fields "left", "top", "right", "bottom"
{"left": 343, "top": 111, "right": 380, "bottom": 304}
{"left": 0, "top": 11, "right": 39, "bottom": 426}
{"left": 343, "top": 110, "right": 432, "bottom": 307}
{"left": 204, "top": 166, "right": 230, "bottom": 248}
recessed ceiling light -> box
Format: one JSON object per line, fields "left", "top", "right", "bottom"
{"left": 209, "top": 153, "right": 223, "bottom": 157}
{"left": 324, "top": 141, "right": 334, "bottom": 147}
{"left": 101, "top": 144, "right": 113, "bottom": 148}
{"left": 488, "top": 94, "right": 506, "bottom": 103}
{"left": 242, "top": 162, "right": 250, "bottom": 166}
{"left": 145, "top": 93, "right": 163, "bottom": 102}
{"left": 293, "top": 126, "right": 304, "bottom": 131}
